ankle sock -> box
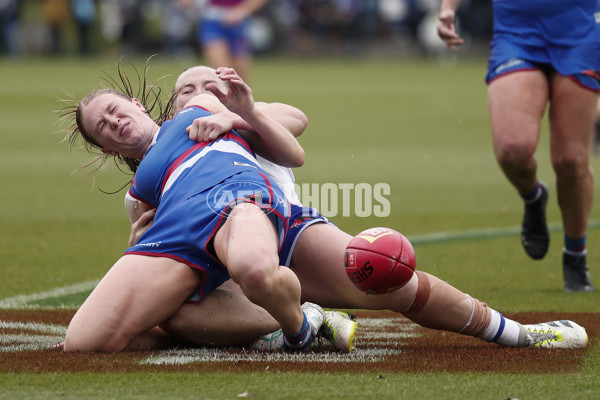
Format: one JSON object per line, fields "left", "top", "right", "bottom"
{"left": 480, "top": 309, "right": 521, "bottom": 347}
{"left": 283, "top": 312, "right": 313, "bottom": 350}
{"left": 564, "top": 234, "right": 586, "bottom": 257}
{"left": 521, "top": 182, "right": 542, "bottom": 204}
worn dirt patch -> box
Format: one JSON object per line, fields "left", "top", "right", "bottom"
{"left": 1, "top": 309, "right": 597, "bottom": 373}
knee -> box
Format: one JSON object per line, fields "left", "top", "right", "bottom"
{"left": 494, "top": 139, "right": 535, "bottom": 167}
{"left": 552, "top": 150, "right": 589, "bottom": 179}
{"left": 228, "top": 249, "right": 279, "bottom": 294}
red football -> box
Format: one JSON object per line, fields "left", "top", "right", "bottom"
{"left": 344, "top": 227, "right": 416, "bottom": 294}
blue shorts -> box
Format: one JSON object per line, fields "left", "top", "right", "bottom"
{"left": 125, "top": 170, "right": 289, "bottom": 302}
{"left": 185, "top": 205, "right": 333, "bottom": 302}
{"left": 198, "top": 18, "right": 251, "bottom": 57}
{"left": 486, "top": 51, "right": 600, "bottom": 92}
{"left": 278, "top": 205, "right": 334, "bottom": 268}
{"left": 486, "top": 1, "right": 600, "bottom": 92}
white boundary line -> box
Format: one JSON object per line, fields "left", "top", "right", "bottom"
{"left": 0, "top": 280, "right": 99, "bottom": 309}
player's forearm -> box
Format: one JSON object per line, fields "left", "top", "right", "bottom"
{"left": 229, "top": 102, "right": 308, "bottom": 137}
{"left": 240, "top": 107, "right": 305, "bottom": 168}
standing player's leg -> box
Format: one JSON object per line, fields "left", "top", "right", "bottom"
{"left": 488, "top": 70, "right": 551, "bottom": 260}
{"left": 548, "top": 73, "right": 596, "bottom": 292}
{"left": 593, "top": 98, "right": 600, "bottom": 154}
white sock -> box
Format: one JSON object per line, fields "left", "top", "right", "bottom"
{"left": 480, "top": 309, "right": 521, "bottom": 347}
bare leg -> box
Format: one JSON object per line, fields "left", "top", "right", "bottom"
{"left": 291, "top": 224, "right": 418, "bottom": 311}
{"left": 548, "top": 74, "right": 596, "bottom": 239}
{"left": 203, "top": 41, "right": 234, "bottom": 72}
{"left": 213, "top": 202, "right": 304, "bottom": 336}
{"left": 161, "top": 281, "right": 279, "bottom": 346}
{"left": 292, "top": 224, "right": 507, "bottom": 342}
{"left": 232, "top": 55, "right": 251, "bottom": 83}
{"left": 488, "top": 70, "right": 549, "bottom": 195}
{"left": 64, "top": 255, "right": 200, "bottom": 352}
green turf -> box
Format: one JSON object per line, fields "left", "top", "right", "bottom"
{"left": 1, "top": 56, "right": 599, "bottom": 398}
{"left": 1, "top": 369, "right": 599, "bottom": 400}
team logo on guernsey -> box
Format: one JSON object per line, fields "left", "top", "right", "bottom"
{"left": 206, "top": 180, "right": 283, "bottom": 219}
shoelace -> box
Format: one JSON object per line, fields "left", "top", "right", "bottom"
{"left": 526, "top": 329, "right": 557, "bottom": 347}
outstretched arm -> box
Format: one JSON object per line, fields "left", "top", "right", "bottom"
{"left": 184, "top": 68, "right": 306, "bottom": 167}
{"left": 437, "top": 0, "right": 464, "bottom": 51}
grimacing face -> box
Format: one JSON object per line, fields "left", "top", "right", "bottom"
{"left": 174, "top": 66, "right": 228, "bottom": 113}
{"left": 81, "top": 93, "right": 157, "bottom": 159}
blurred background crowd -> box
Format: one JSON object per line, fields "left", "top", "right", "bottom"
{"left": 0, "top": 0, "right": 493, "bottom": 59}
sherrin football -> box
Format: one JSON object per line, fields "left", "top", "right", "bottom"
{"left": 344, "top": 227, "right": 416, "bottom": 294}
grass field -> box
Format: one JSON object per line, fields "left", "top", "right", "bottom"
{"left": 1, "top": 56, "right": 599, "bottom": 399}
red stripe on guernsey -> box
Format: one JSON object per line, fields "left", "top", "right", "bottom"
{"left": 161, "top": 141, "right": 210, "bottom": 195}
{"left": 225, "top": 131, "right": 254, "bottom": 155}
{"left": 257, "top": 171, "right": 275, "bottom": 206}
{"left": 259, "top": 171, "right": 290, "bottom": 250}
{"left": 127, "top": 188, "right": 151, "bottom": 206}
{"left": 160, "top": 132, "right": 255, "bottom": 196}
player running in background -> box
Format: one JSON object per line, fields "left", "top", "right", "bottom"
{"left": 437, "top": 0, "right": 600, "bottom": 292}
{"left": 197, "top": 0, "right": 267, "bottom": 82}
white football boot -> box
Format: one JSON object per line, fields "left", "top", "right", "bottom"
{"left": 523, "top": 320, "right": 588, "bottom": 349}
{"left": 249, "top": 330, "right": 284, "bottom": 351}
{"left": 302, "top": 302, "right": 326, "bottom": 338}
{"left": 319, "top": 311, "right": 357, "bottom": 353}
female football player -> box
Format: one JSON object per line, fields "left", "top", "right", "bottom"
{"left": 62, "top": 66, "right": 588, "bottom": 353}
{"left": 437, "top": 0, "right": 600, "bottom": 292}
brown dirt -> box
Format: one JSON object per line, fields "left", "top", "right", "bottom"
{"left": 1, "top": 309, "right": 597, "bottom": 373}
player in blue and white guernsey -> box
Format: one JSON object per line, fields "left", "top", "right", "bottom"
{"left": 62, "top": 79, "right": 326, "bottom": 352}
{"left": 438, "top": 0, "right": 600, "bottom": 292}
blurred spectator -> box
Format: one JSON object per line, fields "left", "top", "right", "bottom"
{"left": 41, "top": 0, "right": 70, "bottom": 55}
{"left": 72, "top": 0, "right": 97, "bottom": 56}
{"left": 0, "top": 0, "right": 20, "bottom": 56}
{"left": 120, "top": 0, "right": 145, "bottom": 53}
{"left": 162, "top": 0, "right": 197, "bottom": 56}
{"left": 98, "top": 0, "right": 121, "bottom": 43}
{"left": 11, "top": 0, "right": 494, "bottom": 58}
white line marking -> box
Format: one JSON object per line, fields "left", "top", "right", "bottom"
{"left": 142, "top": 317, "right": 417, "bottom": 365}
{"left": 0, "top": 320, "right": 66, "bottom": 352}
{"left": 0, "top": 320, "right": 67, "bottom": 335}
{"left": 0, "top": 280, "right": 98, "bottom": 309}
{"left": 409, "top": 219, "right": 600, "bottom": 246}
{"left": 142, "top": 347, "right": 402, "bottom": 365}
